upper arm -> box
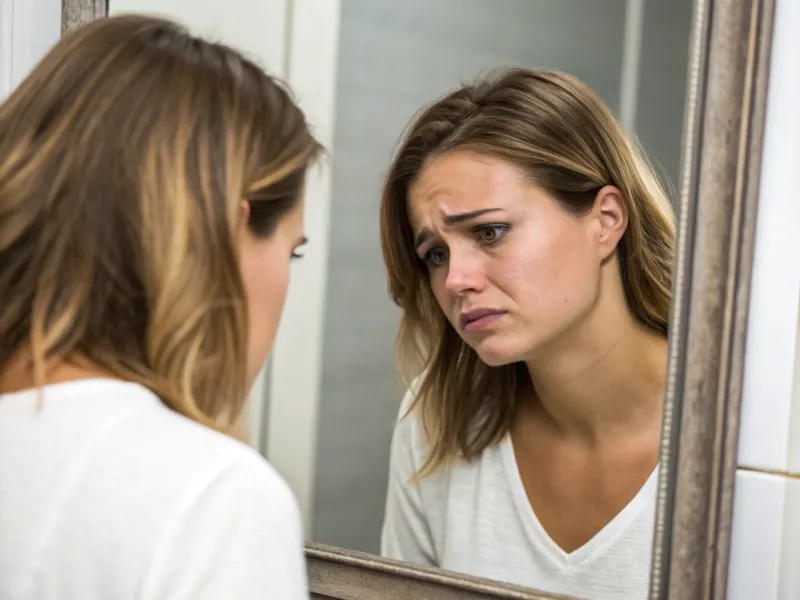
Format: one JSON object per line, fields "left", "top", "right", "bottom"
{"left": 144, "top": 456, "right": 307, "bottom": 600}
{"left": 380, "top": 388, "right": 437, "bottom": 566}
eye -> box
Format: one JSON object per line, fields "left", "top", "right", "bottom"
{"left": 475, "top": 224, "right": 509, "bottom": 243}
{"left": 423, "top": 247, "right": 448, "bottom": 268}
{"left": 291, "top": 236, "right": 308, "bottom": 261}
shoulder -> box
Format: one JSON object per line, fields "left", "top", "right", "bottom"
{"left": 2, "top": 379, "right": 305, "bottom": 596}
{"left": 137, "top": 386, "right": 295, "bottom": 506}
{"left": 118, "top": 385, "right": 305, "bottom": 595}
{"left": 141, "top": 438, "right": 305, "bottom": 598}
{"left": 389, "top": 377, "right": 447, "bottom": 485}
{"left": 389, "top": 376, "right": 504, "bottom": 483}
{"left": 67, "top": 379, "right": 298, "bottom": 525}
{"left": 165, "top": 446, "right": 300, "bottom": 545}
{"left": 391, "top": 378, "right": 426, "bottom": 455}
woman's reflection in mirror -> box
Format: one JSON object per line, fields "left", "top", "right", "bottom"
{"left": 380, "top": 68, "right": 674, "bottom": 600}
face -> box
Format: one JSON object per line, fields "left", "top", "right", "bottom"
{"left": 238, "top": 195, "right": 306, "bottom": 387}
{"left": 408, "top": 150, "right": 626, "bottom": 366}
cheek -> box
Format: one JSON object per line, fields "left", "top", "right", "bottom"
{"left": 240, "top": 242, "right": 291, "bottom": 376}
{"left": 500, "top": 222, "right": 597, "bottom": 310}
{"left": 428, "top": 270, "right": 457, "bottom": 320}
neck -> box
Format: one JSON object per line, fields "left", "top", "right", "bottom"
{"left": 523, "top": 287, "right": 667, "bottom": 442}
{"left": 0, "top": 352, "right": 108, "bottom": 395}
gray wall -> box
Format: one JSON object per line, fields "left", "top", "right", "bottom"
{"left": 311, "top": 0, "right": 629, "bottom": 553}
{"left": 636, "top": 0, "right": 693, "bottom": 195}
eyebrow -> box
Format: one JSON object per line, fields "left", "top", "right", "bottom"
{"left": 413, "top": 208, "right": 503, "bottom": 250}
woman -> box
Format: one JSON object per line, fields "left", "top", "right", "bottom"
{"left": 0, "top": 15, "right": 320, "bottom": 600}
{"left": 379, "top": 68, "right": 674, "bottom": 600}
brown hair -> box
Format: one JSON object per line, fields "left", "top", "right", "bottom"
{"left": 380, "top": 68, "right": 675, "bottom": 475}
{"left": 0, "top": 15, "right": 322, "bottom": 433}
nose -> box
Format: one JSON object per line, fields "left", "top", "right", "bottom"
{"left": 443, "top": 248, "right": 485, "bottom": 296}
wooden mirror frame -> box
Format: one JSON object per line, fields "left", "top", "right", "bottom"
{"left": 62, "top": 0, "right": 775, "bottom": 598}
{"left": 62, "top": 0, "right": 106, "bottom": 33}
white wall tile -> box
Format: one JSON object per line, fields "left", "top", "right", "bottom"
{"left": 109, "top": 0, "right": 288, "bottom": 78}
{"left": 778, "top": 478, "right": 800, "bottom": 599}
{"left": 9, "top": 0, "right": 61, "bottom": 88}
{"left": 0, "top": 0, "right": 12, "bottom": 99}
{"left": 738, "top": 0, "right": 800, "bottom": 473}
{"left": 0, "top": 0, "right": 61, "bottom": 101}
{"left": 789, "top": 302, "right": 800, "bottom": 475}
{"left": 728, "top": 470, "right": 787, "bottom": 600}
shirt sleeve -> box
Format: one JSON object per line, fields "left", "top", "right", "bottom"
{"left": 143, "top": 454, "right": 308, "bottom": 600}
{"left": 380, "top": 388, "right": 437, "bottom": 566}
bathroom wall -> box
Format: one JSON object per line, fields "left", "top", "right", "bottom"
{"left": 727, "top": 0, "right": 800, "bottom": 596}
{"left": 0, "top": 0, "right": 61, "bottom": 100}
{"left": 635, "top": 0, "right": 693, "bottom": 193}
{"left": 11, "top": 4, "right": 798, "bottom": 589}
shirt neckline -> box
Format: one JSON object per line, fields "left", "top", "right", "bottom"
{"left": 498, "top": 433, "right": 659, "bottom": 569}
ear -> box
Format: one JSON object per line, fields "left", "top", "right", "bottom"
{"left": 239, "top": 199, "right": 251, "bottom": 225}
{"left": 593, "top": 185, "right": 628, "bottom": 260}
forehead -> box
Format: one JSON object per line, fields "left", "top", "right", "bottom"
{"left": 407, "top": 151, "right": 526, "bottom": 228}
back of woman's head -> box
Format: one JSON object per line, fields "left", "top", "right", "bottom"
{"left": 380, "top": 68, "right": 675, "bottom": 474}
{"left": 0, "top": 15, "right": 322, "bottom": 432}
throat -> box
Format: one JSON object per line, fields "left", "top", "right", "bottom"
{"left": 510, "top": 414, "right": 660, "bottom": 553}
{"left": 524, "top": 327, "right": 668, "bottom": 441}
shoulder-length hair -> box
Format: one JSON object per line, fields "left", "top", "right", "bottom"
{"left": 380, "top": 68, "right": 675, "bottom": 475}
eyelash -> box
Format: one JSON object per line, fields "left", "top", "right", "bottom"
{"left": 422, "top": 223, "right": 509, "bottom": 267}
{"left": 291, "top": 251, "right": 304, "bottom": 260}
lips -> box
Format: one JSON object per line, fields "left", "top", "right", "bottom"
{"left": 459, "top": 308, "right": 507, "bottom": 332}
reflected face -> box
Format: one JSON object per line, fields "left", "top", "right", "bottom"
{"left": 408, "top": 150, "right": 606, "bottom": 366}
{"left": 239, "top": 195, "right": 306, "bottom": 387}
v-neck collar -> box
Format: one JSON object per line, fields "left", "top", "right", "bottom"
{"left": 498, "top": 433, "right": 659, "bottom": 569}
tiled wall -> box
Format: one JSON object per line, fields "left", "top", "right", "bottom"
{"left": 728, "top": 0, "right": 800, "bottom": 597}
{"left": 0, "top": 0, "right": 61, "bottom": 100}
{"left": 635, "top": 0, "right": 693, "bottom": 193}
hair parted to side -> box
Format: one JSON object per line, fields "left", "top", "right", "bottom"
{"left": 0, "top": 14, "right": 322, "bottom": 433}
{"left": 380, "top": 68, "right": 675, "bottom": 476}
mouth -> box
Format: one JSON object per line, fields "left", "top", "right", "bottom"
{"left": 459, "top": 308, "right": 507, "bottom": 332}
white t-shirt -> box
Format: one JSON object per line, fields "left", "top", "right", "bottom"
{"left": 380, "top": 391, "right": 657, "bottom": 600}
{"left": 0, "top": 379, "right": 308, "bottom": 600}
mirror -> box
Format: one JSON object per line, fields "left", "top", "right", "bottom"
{"left": 313, "top": 3, "right": 691, "bottom": 570}
{"left": 62, "top": 0, "right": 777, "bottom": 598}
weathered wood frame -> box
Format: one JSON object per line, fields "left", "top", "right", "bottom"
{"left": 61, "top": 0, "right": 775, "bottom": 598}
{"left": 649, "top": 0, "right": 774, "bottom": 598}
{"left": 61, "top": 0, "right": 106, "bottom": 35}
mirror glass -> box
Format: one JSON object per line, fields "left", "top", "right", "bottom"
{"left": 265, "top": 1, "right": 693, "bottom": 598}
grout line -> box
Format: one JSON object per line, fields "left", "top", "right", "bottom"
{"left": 738, "top": 465, "right": 800, "bottom": 480}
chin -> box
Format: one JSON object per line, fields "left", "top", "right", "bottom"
{"left": 470, "top": 339, "right": 527, "bottom": 368}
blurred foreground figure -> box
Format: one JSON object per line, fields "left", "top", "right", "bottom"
{"left": 0, "top": 14, "right": 321, "bottom": 600}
